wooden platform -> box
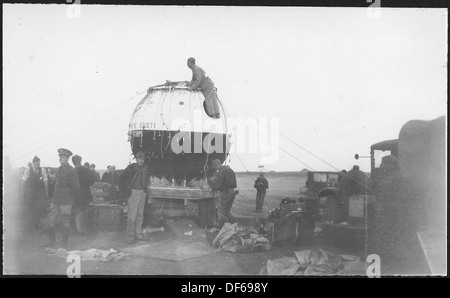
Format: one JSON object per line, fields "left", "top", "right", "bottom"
{"left": 148, "top": 186, "right": 218, "bottom": 201}
{"left": 147, "top": 186, "right": 218, "bottom": 228}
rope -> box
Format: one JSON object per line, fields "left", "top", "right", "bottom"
{"left": 264, "top": 121, "right": 339, "bottom": 172}
{"left": 160, "top": 130, "right": 165, "bottom": 158}
{"left": 12, "top": 90, "right": 146, "bottom": 163}
{"left": 74, "top": 198, "right": 123, "bottom": 219}
{"left": 164, "top": 132, "right": 172, "bottom": 151}
{"left": 234, "top": 153, "right": 255, "bottom": 183}
{"left": 221, "top": 96, "right": 315, "bottom": 171}
{"left": 203, "top": 133, "right": 212, "bottom": 178}
{"left": 222, "top": 97, "right": 373, "bottom": 191}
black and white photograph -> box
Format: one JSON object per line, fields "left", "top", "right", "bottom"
{"left": 2, "top": 2, "right": 447, "bottom": 279}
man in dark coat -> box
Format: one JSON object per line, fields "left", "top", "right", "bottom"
{"left": 46, "top": 148, "right": 80, "bottom": 248}
{"left": 102, "top": 165, "right": 120, "bottom": 201}
{"left": 90, "top": 163, "right": 101, "bottom": 182}
{"left": 340, "top": 165, "right": 369, "bottom": 198}
{"left": 118, "top": 151, "right": 150, "bottom": 244}
{"left": 254, "top": 173, "right": 269, "bottom": 212}
{"left": 72, "top": 155, "right": 95, "bottom": 234}
{"left": 102, "top": 165, "right": 119, "bottom": 188}
{"left": 102, "top": 165, "right": 112, "bottom": 181}
{"left": 21, "top": 155, "right": 49, "bottom": 230}
{"left": 210, "top": 159, "right": 237, "bottom": 227}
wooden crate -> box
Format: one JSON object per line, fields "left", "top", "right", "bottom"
{"left": 349, "top": 195, "right": 376, "bottom": 220}
{"left": 90, "top": 203, "right": 124, "bottom": 231}
{"left": 91, "top": 182, "right": 113, "bottom": 202}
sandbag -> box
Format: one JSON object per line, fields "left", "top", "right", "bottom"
{"left": 150, "top": 176, "right": 172, "bottom": 187}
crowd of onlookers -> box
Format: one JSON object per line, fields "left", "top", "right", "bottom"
{"left": 6, "top": 154, "right": 121, "bottom": 238}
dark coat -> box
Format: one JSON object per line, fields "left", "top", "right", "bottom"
{"left": 254, "top": 177, "right": 269, "bottom": 190}
{"left": 102, "top": 171, "right": 119, "bottom": 187}
{"left": 92, "top": 171, "right": 101, "bottom": 182}
{"left": 74, "top": 165, "right": 95, "bottom": 205}
{"left": 189, "top": 65, "right": 215, "bottom": 97}
{"left": 212, "top": 166, "right": 237, "bottom": 191}
{"left": 118, "top": 163, "right": 149, "bottom": 199}
{"left": 52, "top": 162, "right": 80, "bottom": 206}
{"left": 340, "top": 168, "right": 368, "bottom": 199}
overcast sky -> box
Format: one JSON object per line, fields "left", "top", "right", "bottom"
{"left": 3, "top": 5, "right": 447, "bottom": 172}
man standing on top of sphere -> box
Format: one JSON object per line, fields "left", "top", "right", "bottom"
{"left": 186, "top": 57, "right": 221, "bottom": 119}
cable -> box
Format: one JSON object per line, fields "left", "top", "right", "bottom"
{"left": 248, "top": 124, "right": 316, "bottom": 171}
{"left": 75, "top": 198, "right": 123, "bottom": 219}
{"left": 234, "top": 153, "right": 255, "bottom": 183}
{"left": 223, "top": 97, "right": 373, "bottom": 191}
{"left": 222, "top": 97, "right": 316, "bottom": 171}
{"left": 266, "top": 123, "right": 341, "bottom": 172}
{"left": 12, "top": 90, "right": 146, "bottom": 163}
{"left": 203, "top": 133, "right": 212, "bottom": 176}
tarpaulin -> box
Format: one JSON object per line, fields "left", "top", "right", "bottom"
{"left": 261, "top": 249, "right": 366, "bottom": 276}
{"left": 212, "top": 223, "right": 271, "bottom": 253}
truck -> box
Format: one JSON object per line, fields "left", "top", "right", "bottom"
{"left": 317, "top": 116, "right": 446, "bottom": 273}
{"left": 372, "top": 116, "right": 446, "bottom": 274}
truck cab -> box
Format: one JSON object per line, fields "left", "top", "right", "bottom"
{"left": 299, "top": 171, "right": 340, "bottom": 218}
{"left": 369, "top": 139, "right": 398, "bottom": 198}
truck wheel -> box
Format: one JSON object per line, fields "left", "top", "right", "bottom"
{"left": 324, "top": 196, "right": 344, "bottom": 223}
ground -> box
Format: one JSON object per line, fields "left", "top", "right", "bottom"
{"left": 4, "top": 203, "right": 295, "bottom": 275}
{"left": 3, "top": 173, "right": 431, "bottom": 276}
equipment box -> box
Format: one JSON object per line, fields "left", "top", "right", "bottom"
{"left": 349, "top": 195, "right": 376, "bottom": 222}
{"left": 90, "top": 203, "right": 124, "bottom": 231}
{"left": 91, "top": 182, "right": 114, "bottom": 203}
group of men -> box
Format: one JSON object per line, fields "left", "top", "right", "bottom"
{"left": 116, "top": 153, "right": 240, "bottom": 243}
{"left": 186, "top": 57, "right": 271, "bottom": 213}
{"left": 19, "top": 57, "right": 263, "bottom": 247}
{"left": 21, "top": 147, "right": 269, "bottom": 248}
{"left": 21, "top": 149, "right": 119, "bottom": 248}
{"left": 21, "top": 156, "right": 50, "bottom": 231}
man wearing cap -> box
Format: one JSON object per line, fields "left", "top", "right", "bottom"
{"left": 72, "top": 154, "right": 95, "bottom": 234}
{"left": 341, "top": 165, "right": 368, "bottom": 198}
{"left": 46, "top": 148, "right": 80, "bottom": 248}
{"left": 186, "top": 57, "right": 220, "bottom": 118}
{"left": 90, "top": 164, "right": 101, "bottom": 182}
{"left": 102, "top": 165, "right": 120, "bottom": 199}
{"left": 102, "top": 165, "right": 119, "bottom": 187}
{"left": 210, "top": 159, "right": 237, "bottom": 227}
{"left": 22, "top": 155, "right": 49, "bottom": 230}
{"left": 118, "top": 151, "right": 150, "bottom": 244}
